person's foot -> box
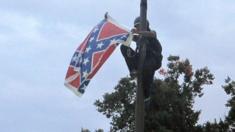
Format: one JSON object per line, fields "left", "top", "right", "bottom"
{"left": 144, "top": 97, "right": 151, "bottom": 102}
{"left": 144, "top": 97, "right": 151, "bottom": 111}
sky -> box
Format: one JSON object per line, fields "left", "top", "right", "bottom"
{"left": 0, "top": 0, "right": 235, "bottom": 131}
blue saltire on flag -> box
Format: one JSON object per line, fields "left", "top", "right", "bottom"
{"left": 64, "top": 15, "right": 132, "bottom": 96}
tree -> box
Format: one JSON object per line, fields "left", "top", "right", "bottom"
{"left": 81, "top": 128, "right": 90, "bottom": 132}
{"left": 94, "top": 55, "right": 216, "bottom": 132}
{"left": 223, "top": 77, "right": 235, "bottom": 131}
{"left": 81, "top": 128, "right": 104, "bottom": 132}
{"left": 95, "top": 77, "right": 136, "bottom": 131}
{"left": 95, "top": 129, "right": 104, "bottom": 132}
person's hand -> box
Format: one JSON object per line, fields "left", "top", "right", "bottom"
{"left": 131, "top": 28, "right": 140, "bottom": 37}
{"left": 131, "top": 28, "right": 138, "bottom": 34}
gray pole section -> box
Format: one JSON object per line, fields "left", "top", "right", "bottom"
{"left": 135, "top": 0, "right": 147, "bottom": 132}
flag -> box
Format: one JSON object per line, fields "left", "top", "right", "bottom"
{"left": 64, "top": 15, "right": 132, "bottom": 96}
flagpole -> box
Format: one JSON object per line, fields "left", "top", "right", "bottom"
{"left": 135, "top": 0, "right": 147, "bottom": 131}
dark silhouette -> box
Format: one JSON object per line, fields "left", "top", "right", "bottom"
{"left": 120, "top": 17, "right": 162, "bottom": 100}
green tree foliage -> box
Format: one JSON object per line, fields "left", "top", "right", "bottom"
{"left": 223, "top": 77, "right": 235, "bottom": 130}
{"left": 95, "top": 77, "right": 136, "bottom": 131}
{"left": 81, "top": 128, "right": 104, "bottom": 132}
{"left": 94, "top": 55, "right": 216, "bottom": 132}
{"left": 95, "top": 129, "right": 104, "bottom": 132}
{"left": 81, "top": 128, "right": 90, "bottom": 132}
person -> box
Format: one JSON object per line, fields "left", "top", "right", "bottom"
{"left": 120, "top": 17, "right": 162, "bottom": 101}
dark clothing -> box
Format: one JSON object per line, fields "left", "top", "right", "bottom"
{"left": 120, "top": 36, "right": 162, "bottom": 98}
{"left": 121, "top": 37, "right": 162, "bottom": 72}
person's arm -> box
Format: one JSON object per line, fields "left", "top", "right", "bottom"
{"left": 131, "top": 28, "right": 156, "bottom": 38}
{"left": 138, "top": 30, "right": 156, "bottom": 38}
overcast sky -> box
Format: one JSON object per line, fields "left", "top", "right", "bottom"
{"left": 0, "top": 0, "right": 235, "bottom": 131}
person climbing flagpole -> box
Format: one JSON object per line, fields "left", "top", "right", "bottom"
{"left": 119, "top": 0, "right": 163, "bottom": 130}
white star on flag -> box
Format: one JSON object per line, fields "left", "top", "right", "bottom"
{"left": 79, "top": 58, "right": 83, "bottom": 63}
{"left": 89, "top": 37, "right": 94, "bottom": 42}
{"left": 93, "top": 27, "right": 99, "bottom": 33}
{"left": 97, "top": 42, "right": 104, "bottom": 49}
{"left": 110, "top": 39, "right": 118, "bottom": 44}
{"left": 72, "top": 55, "right": 79, "bottom": 63}
{"left": 82, "top": 70, "right": 88, "bottom": 78}
{"left": 85, "top": 46, "right": 91, "bottom": 53}
{"left": 83, "top": 58, "right": 89, "bottom": 65}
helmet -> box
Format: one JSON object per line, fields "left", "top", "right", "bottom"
{"left": 134, "top": 16, "right": 149, "bottom": 27}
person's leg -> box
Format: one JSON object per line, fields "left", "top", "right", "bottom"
{"left": 120, "top": 45, "right": 138, "bottom": 76}
{"left": 154, "top": 55, "right": 163, "bottom": 71}
{"left": 142, "top": 69, "right": 155, "bottom": 112}
{"left": 142, "top": 69, "right": 155, "bottom": 99}
{"left": 142, "top": 56, "right": 157, "bottom": 111}
{"left": 142, "top": 55, "right": 162, "bottom": 94}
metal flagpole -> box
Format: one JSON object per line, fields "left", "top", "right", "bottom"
{"left": 135, "top": 0, "right": 148, "bottom": 131}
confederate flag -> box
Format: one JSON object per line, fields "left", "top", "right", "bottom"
{"left": 64, "top": 15, "right": 132, "bottom": 96}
